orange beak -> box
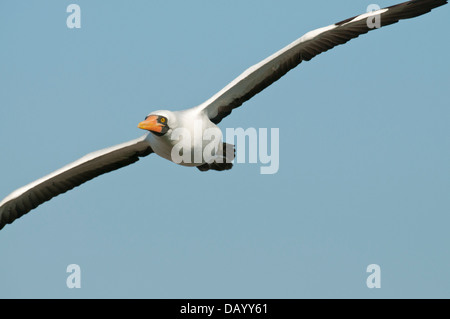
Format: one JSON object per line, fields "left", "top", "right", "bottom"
{"left": 138, "top": 115, "right": 163, "bottom": 133}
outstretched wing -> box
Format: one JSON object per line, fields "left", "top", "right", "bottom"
{"left": 199, "top": 0, "right": 447, "bottom": 124}
{"left": 0, "top": 134, "right": 153, "bottom": 230}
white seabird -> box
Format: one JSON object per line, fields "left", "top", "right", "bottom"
{"left": 0, "top": 0, "right": 447, "bottom": 230}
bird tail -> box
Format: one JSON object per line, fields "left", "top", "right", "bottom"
{"left": 197, "top": 143, "right": 235, "bottom": 172}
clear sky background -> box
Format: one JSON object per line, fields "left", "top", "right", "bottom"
{"left": 0, "top": 0, "right": 449, "bottom": 298}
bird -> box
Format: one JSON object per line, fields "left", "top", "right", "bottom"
{"left": 0, "top": 0, "right": 447, "bottom": 230}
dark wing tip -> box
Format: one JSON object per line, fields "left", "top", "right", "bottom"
{"left": 336, "top": 0, "right": 447, "bottom": 26}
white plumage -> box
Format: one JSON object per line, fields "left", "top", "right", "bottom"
{"left": 0, "top": 0, "right": 446, "bottom": 230}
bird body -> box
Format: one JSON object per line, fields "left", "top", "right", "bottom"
{"left": 0, "top": 0, "right": 447, "bottom": 230}
{"left": 143, "top": 109, "right": 226, "bottom": 167}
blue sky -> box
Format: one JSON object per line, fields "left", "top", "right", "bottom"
{"left": 0, "top": 0, "right": 449, "bottom": 298}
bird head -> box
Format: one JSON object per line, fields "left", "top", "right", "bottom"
{"left": 138, "top": 111, "right": 172, "bottom": 136}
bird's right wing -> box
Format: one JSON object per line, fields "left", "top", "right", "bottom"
{"left": 0, "top": 134, "right": 153, "bottom": 230}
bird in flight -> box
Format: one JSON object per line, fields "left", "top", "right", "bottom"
{"left": 0, "top": 0, "right": 447, "bottom": 230}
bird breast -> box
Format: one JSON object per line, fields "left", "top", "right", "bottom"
{"left": 146, "top": 113, "right": 223, "bottom": 167}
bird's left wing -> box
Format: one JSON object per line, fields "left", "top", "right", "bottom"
{"left": 198, "top": 0, "right": 447, "bottom": 124}
{"left": 0, "top": 134, "right": 153, "bottom": 230}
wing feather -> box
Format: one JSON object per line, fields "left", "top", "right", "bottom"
{"left": 198, "top": 0, "right": 447, "bottom": 124}
{"left": 0, "top": 134, "right": 153, "bottom": 230}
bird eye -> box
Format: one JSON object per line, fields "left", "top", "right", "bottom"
{"left": 160, "top": 117, "right": 166, "bottom": 123}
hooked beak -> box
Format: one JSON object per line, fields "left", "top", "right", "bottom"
{"left": 138, "top": 115, "right": 163, "bottom": 133}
